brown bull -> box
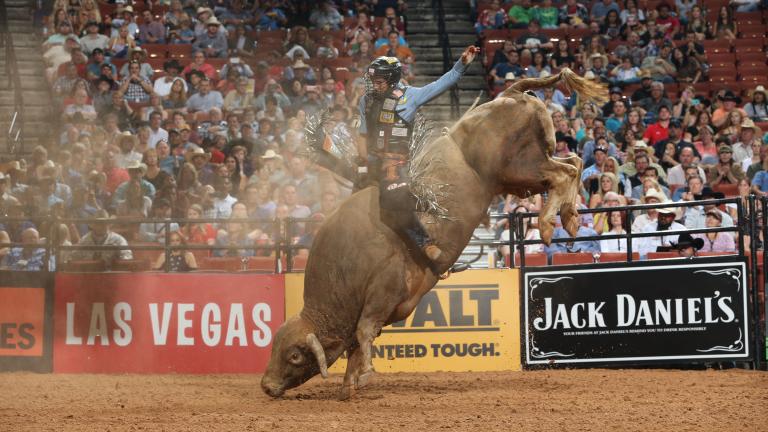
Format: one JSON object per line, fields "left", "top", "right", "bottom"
{"left": 261, "top": 69, "right": 607, "bottom": 399}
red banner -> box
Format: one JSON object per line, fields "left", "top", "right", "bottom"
{"left": 0, "top": 287, "right": 45, "bottom": 357}
{"left": 53, "top": 273, "right": 285, "bottom": 373}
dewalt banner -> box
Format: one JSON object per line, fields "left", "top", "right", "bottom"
{"left": 285, "top": 269, "right": 520, "bottom": 372}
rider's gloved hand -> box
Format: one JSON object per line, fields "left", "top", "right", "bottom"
{"left": 355, "top": 165, "right": 369, "bottom": 190}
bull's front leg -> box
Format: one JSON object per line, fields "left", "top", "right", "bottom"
{"left": 339, "top": 345, "right": 364, "bottom": 401}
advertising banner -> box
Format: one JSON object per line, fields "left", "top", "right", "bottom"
{"left": 285, "top": 269, "right": 521, "bottom": 373}
{"left": 0, "top": 272, "right": 53, "bottom": 372}
{"left": 53, "top": 273, "right": 284, "bottom": 373}
{"left": 523, "top": 260, "right": 750, "bottom": 366}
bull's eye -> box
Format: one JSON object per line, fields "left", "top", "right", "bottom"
{"left": 288, "top": 350, "right": 304, "bottom": 365}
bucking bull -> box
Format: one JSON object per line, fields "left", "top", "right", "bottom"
{"left": 262, "top": 70, "right": 607, "bottom": 399}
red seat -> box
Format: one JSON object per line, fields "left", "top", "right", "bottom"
{"left": 702, "top": 39, "right": 732, "bottom": 53}
{"left": 736, "top": 51, "right": 766, "bottom": 63}
{"left": 733, "top": 39, "right": 766, "bottom": 53}
{"left": 291, "top": 255, "right": 309, "bottom": 271}
{"left": 61, "top": 260, "right": 106, "bottom": 272}
{"left": 597, "top": 252, "right": 640, "bottom": 263}
{"left": 130, "top": 242, "right": 162, "bottom": 263}
{"left": 698, "top": 251, "right": 738, "bottom": 257}
{"left": 551, "top": 252, "right": 594, "bottom": 265}
{"left": 566, "top": 28, "right": 591, "bottom": 42}
{"left": 740, "top": 74, "right": 765, "bottom": 84}
{"left": 712, "top": 183, "right": 739, "bottom": 197}
{"left": 244, "top": 256, "right": 277, "bottom": 272}
{"left": 113, "top": 259, "right": 152, "bottom": 272}
{"left": 200, "top": 257, "right": 246, "bottom": 271}
{"left": 167, "top": 44, "right": 192, "bottom": 60}
{"left": 647, "top": 252, "right": 678, "bottom": 260}
{"left": 511, "top": 252, "right": 548, "bottom": 267}
{"left": 141, "top": 43, "right": 167, "bottom": 59}
{"left": 735, "top": 11, "right": 764, "bottom": 25}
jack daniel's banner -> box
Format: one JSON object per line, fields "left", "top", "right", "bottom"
{"left": 524, "top": 260, "right": 750, "bottom": 366}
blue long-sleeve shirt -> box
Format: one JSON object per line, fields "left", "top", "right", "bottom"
{"left": 358, "top": 59, "right": 469, "bottom": 136}
{"left": 544, "top": 226, "right": 601, "bottom": 258}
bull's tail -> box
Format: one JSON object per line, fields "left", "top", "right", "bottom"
{"left": 500, "top": 68, "right": 608, "bottom": 105}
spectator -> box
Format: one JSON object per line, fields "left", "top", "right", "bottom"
{"left": 186, "top": 78, "right": 224, "bottom": 113}
{"left": 635, "top": 205, "right": 686, "bottom": 258}
{"left": 631, "top": 166, "right": 670, "bottom": 201}
{"left": 309, "top": 1, "right": 343, "bottom": 30}
{"left": 610, "top": 56, "right": 641, "bottom": 85}
{"left": 694, "top": 210, "right": 736, "bottom": 253}
{"left": 732, "top": 119, "right": 761, "bottom": 164}
{"left": 284, "top": 26, "right": 315, "bottom": 60}
{"left": 106, "top": 24, "right": 136, "bottom": 58}
{"left": 114, "top": 132, "right": 143, "bottom": 169}
{"left": 744, "top": 86, "right": 768, "bottom": 121}
{"left": 670, "top": 48, "right": 702, "bottom": 84}
{"left": 116, "top": 177, "right": 152, "bottom": 217}
{"left": 70, "top": 210, "right": 132, "bottom": 267}
{"left": 655, "top": 3, "right": 681, "bottom": 37}
{"left": 79, "top": 20, "right": 108, "bottom": 55}
{"left": 671, "top": 232, "right": 705, "bottom": 258}
{"left": 193, "top": 17, "right": 228, "bottom": 58}
{"left": 118, "top": 60, "right": 153, "bottom": 103}
{"left": 139, "top": 198, "right": 179, "bottom": 243}
{"left": 489, "top": 51, "right": 524, "bottom": 86}
{"left": 220, "top": 57, "right": 254, "bottom": 81}
{"left": 153, "top": 230, "right": 198, "bottom": 271}
{"left": 223, "top": 77, "right": 256, "bottom": 114}
{"left": 707, "top": 145, "right": 745, "bottom": 186}
{"left": 581, "top": 143, "right": 609, "bottom": 189}
{"left": 516, "top": 20, "right": 553, "bottom": 56}
{"left": 599, "top": 210, "right": 628, "bottom": 252}
{"left": 685, "top": 6, "right": 712, "bottom": 40}
{"left": 154, "top": 60, "right": 187, "bottom": 97}
{"left": 63, "top": 88, "right": 97, "bottom": 122}
{"left": 0, "top": 228, "right": 49, "bottom": 271}
{"left": 544, "top": 215, "right": 600, "bottom": 258}
{"left": 683, "top": 188, "right": 733, "bottom": 230}
{"left": 712, "top": 91, "right": 748, "bottom": 129}
{"left": 499, "top": 205, "right": 543, "bottom": 260}
{"left": 590, "top": 0, "right": 620, "bottom": 25}
{"left": 211, "top": 175, "right": 238, "bottom": 219}
{"left": 138, "top": 9, "right": 165, "bottom": 44}
{"left": 253, "top": 1, "right": 288, "bottom": 30}
{"left": 549, "top": 39, "right": 575, "bottom": 70}
{"left": 532, "top": 0, "right": 559, "bottom": 29}
{"left": 693, "top": 125, "right": 718, "bottom": 164}
{"left": 508, "top": 0, "right": 532, "bottom": 29}
{"left": 559, "top": 0, "right": 589, "bottom": 28}
{"left": 375, "top": 30, "right": 415, "bottom": 64}
{"left": 668, "top": 150, "right": 706, "bottom": 188}
{"left": 165, "top": 0, "right": 190, "bottom": 30}
{"left": 475, "top": 0, "right": 508, "bottom": 33}
{"left": 642, "top": 104, "right": 673, "bottom": 146}
{"left": 713, "top": 6, "right": 737, "bottom": 41}
{"left": 220, "top": 0, "right": 253, "bottom": 32}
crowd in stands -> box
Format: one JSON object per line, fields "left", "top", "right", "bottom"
{"left": 478, "top": 0, "right": 768, "bottom": 262}
{"left": 1, "top": 0, "right": 411, "bottom": 271}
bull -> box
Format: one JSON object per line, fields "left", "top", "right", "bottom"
{"left": 261, "top": 69, "right": 607, "bottom": 399}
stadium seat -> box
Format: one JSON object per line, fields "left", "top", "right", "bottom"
{"left": 141, "top": 44, "right": 167, "bottom": 59}
{"left": 113, "top": 259, "right": 152, "bottom": 272}
{"left": 646, "top": 252, "right": 678, "bottom": 260}
{"left": 512, "top": 252, "right": 548, "bottom": 267}
{"left": 61, "top": 260, "right": 107, "bottom": 272}
{"left": 698, "top": 251, "right": 738, "bottom": 257}
{"left": 736, "top": 51, "right": 766, "bottom": 63}
{"left": 291, "top": 255, "right": 309, "bottom": 271}
{"left": 130, "top": 242, "right": 162, "bottom": 263}
{"left": 244, "top": 256, "right": 278, "bottom": 272}
{"left": 551, "top": 252, "right": 594, "bottom": 265}
{"left": 712, "top": 183, "right": 739, "bottom": 197}
{"left": 702, "top": 39, "right": 732, "bottom": 53}
{"left": 756, "top": 121, "right": 768, "bottom": 132}
{"left": 567, "top": 28, "right": 591, "bottom": 43}
{"left": 597, "top": 252, "right": 640, "bottom": 263}
{"left": 733, "top": 38, "right": 765, "bottom": 53}
{"left": 200, "top": 257, "right": 246, "bottom": 271}
{"left": 167, "top": 44, "right": 192, "bottom": 60}
{"left": 735, "top": 12, "right": 764, "bottom": 25}
{"left": 740, "top": 74, "right": 765, "bottom": 84}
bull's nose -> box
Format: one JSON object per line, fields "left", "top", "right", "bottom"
{"left": 261, "top": 377, "right": 285, "bottom": 398}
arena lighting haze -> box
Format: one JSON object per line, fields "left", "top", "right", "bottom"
{"left": 534, "top": 293, "right": 736, "bottom": 331}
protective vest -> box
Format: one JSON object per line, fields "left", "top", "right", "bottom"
{"left": 365, "top": 87, "right": 413, "bottom": 156}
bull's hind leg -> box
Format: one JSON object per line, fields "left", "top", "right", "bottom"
{"left": 539, "top": 155, "right": 582, "bottom": 242}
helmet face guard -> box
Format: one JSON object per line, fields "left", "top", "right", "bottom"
{"left": 365, "top": 56, "right": 402, "bottom": 99}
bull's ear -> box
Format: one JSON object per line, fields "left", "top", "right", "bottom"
{"left": 306, "top": 333, "right": 328, "bottom": 378}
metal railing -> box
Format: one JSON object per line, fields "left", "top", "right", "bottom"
{"left": 432, "top": 0, "right": 461, "bottom": 119}
{"left": 0, "top": 0, "right": 25, "bottom": 155}
{"left": 0, "top": 215, "right": 321, "bottom": 273}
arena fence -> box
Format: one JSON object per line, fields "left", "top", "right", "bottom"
{"left": 508, "top": 195, "right": 765, "bottom": 370}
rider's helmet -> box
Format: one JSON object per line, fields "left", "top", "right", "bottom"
{"left": 365, "top": 56, "right": 402, "bottom": 98}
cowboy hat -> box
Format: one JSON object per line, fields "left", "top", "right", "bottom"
{"left": 124, "top": 159, "right": 147, "bottom": 173}
{"left": 6, "top": 160, "right": 26, "bottom": 173}
{"left": 261, "top": 149, "right": 283, "bottom": 160}
{"left": 205, "top": 16, "right": 221, "bottom": 26}
{"left": 671, "top": 232, "right": 704, "bottom": 251}
{"left": 185, "top": 147, "right": 212, "bottom": 163}
{"left": 642, "top": 188, "right": 667, "bottom": 204}
{"left": 750, "top": 85, "right": 766, "bottom": 99}
{"left": 196, "top": 6, "right": 213, "bottom": 15}
{"left": 292, "top": 58, "right": 309, "bottom": 69}
{"left": 118, "top": 5, "right": 134, "bottom": 13}
{"left": 117, "top": 130, "right": 138, "bottom": 145}
{"left": 718, "top": 90, "right": 742, "bottom": 104}
{"left": 633, "top": 140, "right": 649, "bottom": 151}
{"left": 504, "top": 72, "right": 516, "bottom": 81}
{"left": 740, "top": 118, "right": 762, "bottom": 136}
{"left": 695, "top": 187, "right": 725, "bottom": 201}
{"left": 583, "top": 71, "right": 597, "bottom": 80}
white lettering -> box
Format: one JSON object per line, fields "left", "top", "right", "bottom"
{"left": 201, "top": 303, "right": 221, "bottom": 347}
{"left": 251, "top": 303, "right": 272, "bottom": 347}
{"left": 149, "top": 303, "right": 173, "bottom": 345}
{"left": 177, "top": 303, "right": 194, "bottom": 346}
{"left": 718, "top": 296, "right": 735, "bottom": 323}
{"left": 65, "top": 303, "right": 82, "bottom": 345}
{"left": 87, "top": 303, "right": 109, "bottom": 346}
{"left": 635, "top": 300, "right": 653, "bottom": 326}
{"left": 225, "top": 303, "right": 247, "bottom": 346}
{"left": 112, "top": 302, "right": 132, "bottom": 347}
{"left": 687, "top": 298, "right": 702, "bottom": 324}
{"left": 654, "top": 299, "right": 671, "bottom": 325}
{"left": 617, "top": 294, "right": 634, "bottom": 327}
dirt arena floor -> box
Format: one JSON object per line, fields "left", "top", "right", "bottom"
{"left": 1, "top": 369, "right": 767, "bottom": 431}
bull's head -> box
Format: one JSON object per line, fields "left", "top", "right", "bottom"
{"left": 261, "top": 315, "right": 329, "bottom": 397}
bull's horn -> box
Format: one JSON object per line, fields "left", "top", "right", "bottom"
{"left": 306, "top": 333, "right": 328, "bottom": 378}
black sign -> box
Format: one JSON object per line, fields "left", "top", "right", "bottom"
{"left": 523, "top": 259, "right": 750, "bottom": 366}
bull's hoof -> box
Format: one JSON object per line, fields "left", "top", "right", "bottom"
{"left": 339, "top": 385, "right": 355, "bottom": 401}
{"left": 356, "top": 369, "right": 375, "bottom": 389}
